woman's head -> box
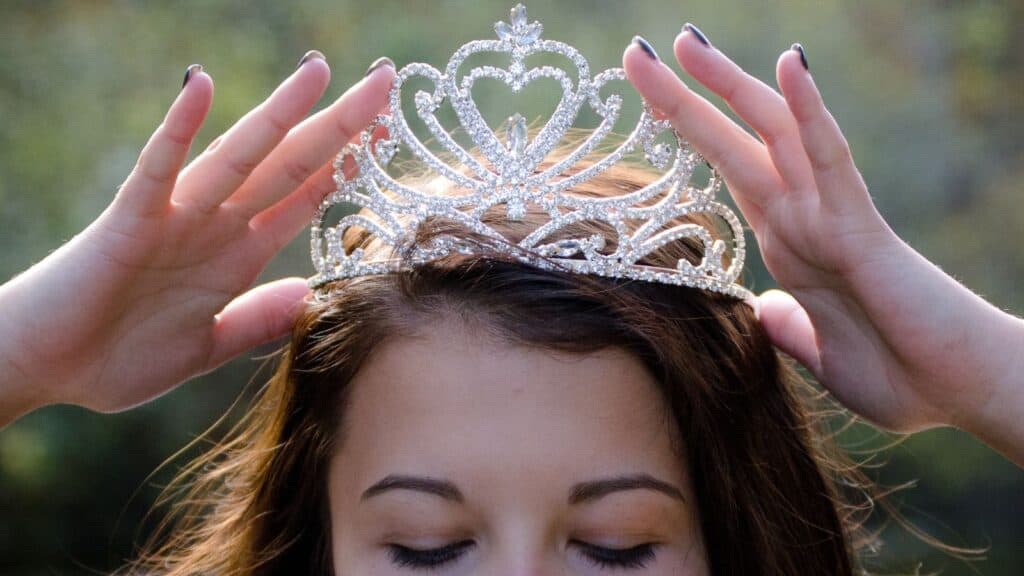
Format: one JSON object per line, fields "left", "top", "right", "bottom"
{"left": 133, "top": 162, "right": 865, "bottom": 575}
{"left": 327, "top": 300, "right": 700, "bottom": 573}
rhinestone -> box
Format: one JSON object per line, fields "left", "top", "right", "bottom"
{"left": 308, "top": 4, "right": 752, "bottom": 304}
{"left": 511, "top": 4, "right": 527, "bottom": 27}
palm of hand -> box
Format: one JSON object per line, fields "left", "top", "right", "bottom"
{"left": 756, "top": 182, "right": 936, "bottom": 430}
{"left": 61, "top": 204, "right": 262, "bottom": 410}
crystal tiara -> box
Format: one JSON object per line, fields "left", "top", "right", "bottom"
{"left": 309, "top": 4, "right": 753, "bottom": 300}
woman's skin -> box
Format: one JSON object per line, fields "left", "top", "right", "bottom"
{"left": 623, "top": 29, "right": 1024, "bottom": 465}
{"left": 329, "top": 323, "right": 707, "bottom": 573}
{"left": 0, "top": 54, "right": 395, "bottom": 419}
{"left": 0, "top": 25, "right": 1022, "bottom": 468}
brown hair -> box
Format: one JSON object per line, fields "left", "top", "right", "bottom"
{"left": 128, "top": 158, "right": 879, "bottom": 575}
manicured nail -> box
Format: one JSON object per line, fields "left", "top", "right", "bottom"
{"left": 182, "top": 64, "right": 202, "bottom": 88}
{"left": 632, "top": 35, "right": 660, "bottom": 61}
{"left": 365, "top": 56, "right": 395, "bottom": 76}
{"left": 683, "top": 22, "right": 711, "bottom": 47}
{"left": 297, "top": 49, "right": 326, "bottom": 69}
{"left": 791, "top": 43, "right": 809, "bottom": 70}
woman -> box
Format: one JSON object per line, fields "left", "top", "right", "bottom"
{"left": 127, "top": 159, "right": 872, "bottom": 573}
{"left": 1, "top": 13, "right": 1021, "bottom": 574}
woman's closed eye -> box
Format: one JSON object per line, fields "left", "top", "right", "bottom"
{"left": 572, "top": 540, "right": 659, "bottom": 569}
{"left": 387, "top": 539, "right": 474, "bottom": 570}
{"left": 385, "top": 539, "right": 660, "bottom": 571}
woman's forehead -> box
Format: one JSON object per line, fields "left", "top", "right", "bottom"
{"left": 331, "top": 322, "right": 685, "bottom": 498}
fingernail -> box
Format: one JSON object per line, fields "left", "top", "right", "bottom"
{"left": 683, "top": 22, "right": 711, "bottom": 47}
{"left": 365, "top": 56, "right": 395, "bottom": 77}
{"left": 182, "top": 64, "right": 202, "bottom": 88}
{"left": 791, "top": 43, "right": 809, "bottom": 70}
{"left": 297, "top": 49, "right": 326, "bottom": 69}
{"left": 632, "top": 35, "right": 660, "bottom": 61}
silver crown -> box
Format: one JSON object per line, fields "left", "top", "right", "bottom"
{"left": 309, "top": 4, "right": 752, "bottom": 300}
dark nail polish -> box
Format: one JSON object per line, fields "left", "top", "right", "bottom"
{"left": 683, "top": 22, "right": 711, "bottom": 47}
{"left": 632, "top": 35, "right": 660, "bottom": 61}
{"left": 297, "top": 49, "right": 326, "bottom": 69}
{"left": 182, "top": 64, "right": 202, "bottom": 88}
{"left": 365, "top": 56, "right": 395, "bottom": 77}
{"left": 792, "top": 43, "right": 809, "bottom": 70}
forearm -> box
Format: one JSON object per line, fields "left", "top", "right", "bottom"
{"left": 0, "top": 277, "right": 49, "bottom": 427}
{"left": 0, "top": 356, "right": 42, "bottom": 428}
{"left": 958, "top": 310, "right": 1024, "bottom": 467}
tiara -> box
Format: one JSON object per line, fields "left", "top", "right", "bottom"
{"left": 309, "top": 4, "right": 753, "bottom": 300}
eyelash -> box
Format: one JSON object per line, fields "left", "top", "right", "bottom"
{"left": 573, "top": 540, "right": 658, "bottom": 570}
{"left": 386, "top": 540, "right": 658, "bottom": 571}
{"left": 387, "top": 540, "right": 474, "bottom": 570}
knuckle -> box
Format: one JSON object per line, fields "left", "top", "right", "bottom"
{"left": 714, "top": 152, "right": 739, "bottom": 180}
{"left": 204, "top": 135, "right": 224, "bottom": 154}
{"left": 333, "top": 113, "right": 357, "bottom": 143}
{"left": 659, "top": 91, "right": 684, "bottom": 122}
{"left": 134, "top": 153, "right": 175, "bottom": 187}
{"left": 139, "top": 163, "right": 175, "bottom": 187}
{"left": 792, "top": 91, "right": 827, "bottom": 125}
{"left": 719, "top": 75, "right": 742, "bottom": 105}
{"left": 264, "top": 111, "right": 293, "bottom": 141}
{"left": 756, "top": 115, "right": 794, "bottom": 150}
{"left": 810, "top": 144, "right": 851, "bottom": 174}
{"left": 823, "top": 131, "right": 854, "bottom": 167}
{"left": 791, "top": 99, "right": 820, "bottom": 124}
{"left": 301, "top": 180, "right": 333, "bottom": 220}
{"left": 161, "top": 124, "right": 193, "bottom": 148}
{"left": 720, "top": 69, "right": 754, "bottom": 105}
{"left": 758, "top": 126, "right": 783, "bottom": 149}
{"left": 224, "top": 154, "right": 260, "bottom": 179}
{"left": 281, "top": 158, "right": 315, "bottom": 187}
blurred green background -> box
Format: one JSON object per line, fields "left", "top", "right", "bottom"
{"left": 1, "top": 0, "right": 1023, "bottom": 574}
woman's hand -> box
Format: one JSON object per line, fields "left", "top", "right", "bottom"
{"left": 624, "top": 29, "right": 1024, "bottom": 464}
{"left": 0, "top": 55, "right": 396, "bottom": 424}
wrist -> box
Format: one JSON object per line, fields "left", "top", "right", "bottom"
{"left": 866, "top": 238, "right": 1024, "bottom": 436}
{"left": 954, "top": 308, "right": 1024, "bottom": 464}
{"left": 0, "top": 351, "right": 47, "bottom": 428}
{"left": 0, "top": 281, "right": 50, "bottom": 427}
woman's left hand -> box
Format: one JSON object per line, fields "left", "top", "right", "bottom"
{"left": 624, "top": 27, "right": 1024, "bottom": 464}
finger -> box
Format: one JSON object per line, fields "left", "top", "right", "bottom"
{"left": 223, "top": 58, "right": 395, "bottom": 219}
{"left": 756, "top": 289, "right": 822, "bottom": 377}
{"left": 175, "top": 54, "right": 332, "bottom": 211}
{"left": 674, "top": 26, "right": 816, "bottom": 192}
{"left": 248, "top": 92, "right": 390, "bottom": 257}
{"left": 114, "top": 66, "right": 213, "bottom": 218}
{"left": 206, "top": 277, "right": 311, "bottom": 371}
{"left": 249, "top": 131, "right": 369, "bottom": 258}
{"left": 623, "top": 42, "right": 769, "bottom": 228}
{"left": 776, "top": 46, "right": 870, "bottom": 212}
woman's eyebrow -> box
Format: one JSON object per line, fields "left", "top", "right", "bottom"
{"left": 359, "top": 473, "right": 683, "bottom": 505}
{"left": 361, "top": 474, "right": 464, "bottom": 503}
{"left": 568, "top": 473, "right": 685, "bottom": 505}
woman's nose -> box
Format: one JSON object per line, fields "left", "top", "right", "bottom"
{"left": 483, "top": 528, "right": 563, "bottom": 576}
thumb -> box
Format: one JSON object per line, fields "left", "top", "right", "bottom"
{"left": 207, "top": 277, "right": 311, "bottom": 372}
{"left": 756, "top": 289, "right": 822, "bottom": 377}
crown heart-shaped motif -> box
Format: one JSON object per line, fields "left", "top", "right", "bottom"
{"left": 309, "top": 4, "right": 752, "bottom": 301}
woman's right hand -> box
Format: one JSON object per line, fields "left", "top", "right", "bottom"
{"left": 0, "top": 54, "right": 395, "bottom": 425}
{"left": 624, "top": 28, "right": 1024, "bottom": 466}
